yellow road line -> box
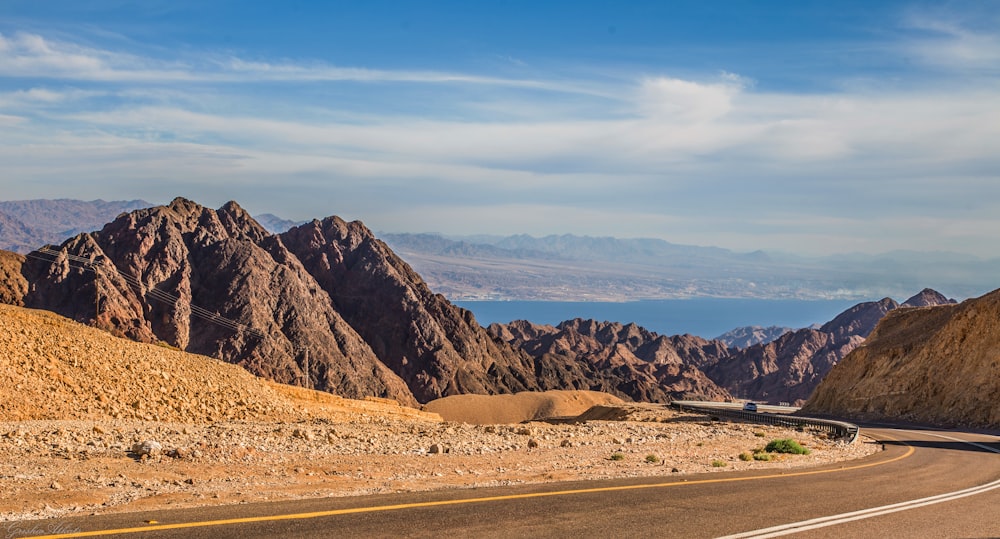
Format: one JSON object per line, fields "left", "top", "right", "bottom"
{"left": 31, "top": 439, "right": 914, "bottom": 539}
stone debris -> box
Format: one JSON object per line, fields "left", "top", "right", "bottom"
{"left": 0, "top": 410, "right": 879, "bottom": 522}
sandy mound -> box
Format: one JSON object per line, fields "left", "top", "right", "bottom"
{"left": 423, "top": 390, "right": 624, "bottom": 424}
{"left": 0, "top": 303, "right": 438, "bottom": 424}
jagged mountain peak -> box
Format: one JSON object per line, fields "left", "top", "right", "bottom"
{"left": 902, "top": 288, "right": 955, "bottom": 308}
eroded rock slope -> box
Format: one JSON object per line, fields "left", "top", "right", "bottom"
{"left": 803, "top": 288, "right": 1000, "bottom": 428}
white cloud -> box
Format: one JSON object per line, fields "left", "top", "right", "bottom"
{"left": 2, "top": 27, "right": 1000, "bottom": 257}
{"left": 636, "top": 76, "right": 742, "bottom": 123}
{"left": 900, "top": 10, "right": 1000, "bottom": 71}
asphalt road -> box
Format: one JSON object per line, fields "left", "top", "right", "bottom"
{"left": 10, "top": 426, "right": 999, "bottom": 539}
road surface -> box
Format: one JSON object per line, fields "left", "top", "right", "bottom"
{"left": 10, "top": 426, "right": 999, "bottom": 538}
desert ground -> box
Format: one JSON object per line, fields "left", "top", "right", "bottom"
{"left": 0, "top": 304, "right": 878, "bottom": 522}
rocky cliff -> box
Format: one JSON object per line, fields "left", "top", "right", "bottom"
{"left": 492, "top": 290, "right": 955, "bottom": 406}
{"left": 0, "top": 250, "right": 27, "bottom": 306}
{"left": 803, "top": 288, "right": 999, "bottom": 428}
{"left": 703, "top": 291, "right": 954, "bottom": 405}
{"left": 279, "top": 216, "right": 541, "bottom": 403}
{"left": 488, "top": 319, "right": 732, "bottom": 402}
{"left": 16, "top": 198, "right": 451, "bottom": 404}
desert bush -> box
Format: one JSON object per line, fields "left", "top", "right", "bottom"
{"left": 753, "top": 431, "right": 766, "bottom": 437}
{"left": 765, "top": 439, "right": 810, "bottom": 455}
{"left": 645, "top": 454, "right": 659, "bottom": 463}
{"left": 753, "top": 452, "right": 773, "bottom": 461}
{"left": 711, "top": 459, "right": 727, "bottom": 467}
{"left": 738, "top": 452, "right": 752, "bottom": 461}
{"left": 610, "top": 452, "right": 625, "bottom": 461}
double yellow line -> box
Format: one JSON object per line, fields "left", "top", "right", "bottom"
{"left": 29, "top": 441, "right": 914, "bottom": 538}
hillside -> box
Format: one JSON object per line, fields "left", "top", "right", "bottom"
{"left": 802, "top": 288, "right": 1000, "bottom": 428}
{"left": 0, "top": 303, "right": 438, "bottom": 423}
{"left": 489, "top": 319, "right": 732, "bottom": 403}
{"left": 492, "top": 289, "right": 955, "bottom": 406}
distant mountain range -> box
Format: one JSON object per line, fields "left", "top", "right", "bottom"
{"left": 0, "top": 199, "right": 152, "bottom": 253}
{"left": 381, "top": 232, "right": 999, "bottom": 301}
{"left": 2, "top": 199, "right": 996, "bottom": 301}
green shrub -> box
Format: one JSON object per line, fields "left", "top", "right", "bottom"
{"left": 753, "top": 452, "right": 773, "bottom": 461}
{"left": 753, "top": 431, "right": 766, "bottom": 437}
{"left": 738, "top": 452, "right": 752, "bottom": 462}
{"left": 711, "top": 459, "right": 727, "bottom": 467}
{"left": 765, "top": 439, "right": 810, "bottom": 455}
{"left": 610, "top": 452, "right": 625, "bottom": 461}
{"left": 645, "top": 454, "right": 659, "bottom": 463}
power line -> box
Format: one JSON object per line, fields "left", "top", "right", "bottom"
{"left": 28, "top": 248, "right": 267, "bottom": 341}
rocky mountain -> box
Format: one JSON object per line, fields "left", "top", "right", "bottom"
{"left": 15, "top": 198, "right": 421, "bottom": 404}
{"left": 714, "top": 325, "right": 791, "bottom": 349}
{"left": 488, "top": 319, "right": 733, "bottom": 402}
{"left": 7, "top": 198, "right": 533, "bottom": 405}
{"left": 492, "top": 290, "right": 956, "bottom": 406}
{"left": 803, "top": 288, "right": 1000, "bottom": 429}
{"left": 0, "top": 197, "right": 968, "bottom": 409}
{"left": 279, "top": 216, "right": 541, "bottom": 403}
{"left": 0, "top": 199, "right": 152, "bottom": 253}
{"left": 702, "top": 291, "right": 954, "bottom": 405}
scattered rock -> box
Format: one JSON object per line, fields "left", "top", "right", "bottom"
{"left": 131, "top": 440, "right": 162, "bottom": 457}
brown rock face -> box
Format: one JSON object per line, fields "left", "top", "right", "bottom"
{"left": 803, "top": 288, "right": 1000, "bottom": 429}
{"left": 20, "top": 198, "right": 414, "bottom": 405}
{"left": 705, "top": 298, "right": 900, "bottom": 404}
{"left": 901, "top": 288, "right": 956, "bottom": 308}
{"left": 488, "top": 319, "right": 732, "bottom": 402}
{"left": 279, "top": 217, "right": 541, "bottom": 403}
{"left": 0, "top": 250, "right": 27, "bottom": 306}
{"left": 702, "top": 295, "right": 966, "bottom": 405}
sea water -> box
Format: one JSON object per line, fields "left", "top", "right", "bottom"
{"left": 455, "top": 298, "right": 862, "bottom": 340}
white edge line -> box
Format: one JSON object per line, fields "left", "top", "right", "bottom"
{"left": 717, "top": 431, "right": 1000, "bottom": 539}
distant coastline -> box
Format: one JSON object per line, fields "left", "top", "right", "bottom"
{"left": 456, "top": 298, "right": 861, "bottom": 339}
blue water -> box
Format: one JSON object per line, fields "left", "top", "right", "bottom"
{"left": 455, "top": 299, "right": 861, "bottom": 339}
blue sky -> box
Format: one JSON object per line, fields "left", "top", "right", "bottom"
{"left": 1, "top": 1, "right": 999, "bottom": 257}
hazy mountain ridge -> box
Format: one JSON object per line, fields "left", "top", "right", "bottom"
{"left": 714, "top": 326, "right": 792, "bottom": 349}
{"left": 255, "top": 213, "right": 308, "bottom": 234}
{"left": 382, "top": 231, "right": 997, "bottom": 301}
{"left": 0, "top": 199, "right": 153, "bottom": 253}
{"left": 5, "top": 202, "right": 995, "bottom": 301}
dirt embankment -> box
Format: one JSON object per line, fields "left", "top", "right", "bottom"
{"left": 423, "top": 390, "right": 624, "bottom": 424}
{"left": 803, "top": 289, "right": 1000, "bottom": 428}
{"left": 0, "top": 303, "right": 437, "bottom": 424}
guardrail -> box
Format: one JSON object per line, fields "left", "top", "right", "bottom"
{"left": 670, "top": 402, "right": 860, "bottom": 444}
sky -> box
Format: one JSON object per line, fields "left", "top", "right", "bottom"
{"left": 1, "top": 0, "right": 999, "bottom": 257}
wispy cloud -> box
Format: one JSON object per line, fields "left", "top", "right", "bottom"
{"left": 2, "top": 20, "right": 1000, "bottom": 257}
{"left": 900, "top": 8, "right": 1000, "bottom": 72}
